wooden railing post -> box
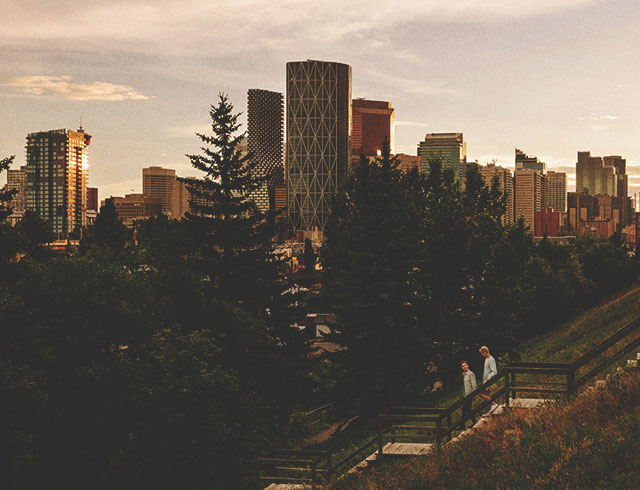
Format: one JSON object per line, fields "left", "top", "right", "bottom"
{"left": 567, "top": 366, "right": 575, "bottom": 394}
{"left": 505, "top": 369, "right": 511, "bottom": 409}
{"left": 446, "top": 412, "right": 451, "bottom": 440}
{"left": 436, "top": 417, "right": 441, "bottom": 451}
{"left": 377, "top": 417, "right": 383, "bottom": 458}
{"left": 311, "top": 460, "right": 317, "bottom": 490}
{"left": 327, "top": 451, "right": 332, "bottom": 479}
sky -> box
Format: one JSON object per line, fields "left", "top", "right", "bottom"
{"left": 2, "top": 0, "right": 640, "bottom": 200}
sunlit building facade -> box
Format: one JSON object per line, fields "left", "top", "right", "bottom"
{"left": 286, "top": 59, "right": 352, "bottom": 234}
{"left": 6, "top": 166, "right": 27, "bottom": 215}
{"left": 576, "top": 151, "right": 617, "bottom": 196}
{"left": 418, "top": 133, "right": 466, "bottom": 182}
{"left": 481, "top": 163, "right": 514, "bottom": 224}
{"left": 546, "top": 171, "right": 567, "bottom": 212}
{"left": 25, "top": 128, "right": 91, "bottom": 237}
{"left": 351, "top": 99, "right": 394, "bottom": 165}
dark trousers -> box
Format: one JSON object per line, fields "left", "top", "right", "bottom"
{"left": 462, "top": 398, "right": 475, "bottom": 426}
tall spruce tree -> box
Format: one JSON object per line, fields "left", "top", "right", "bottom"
{"left": 180, "top": 93, "right": 308, "bottom": 404}
{"left": 323, "top": 141, "right": 424, "bottom": 411}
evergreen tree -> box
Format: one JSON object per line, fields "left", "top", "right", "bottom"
{"left": 323, "top": 141, "right": 424, "bottom": 411}
{"left": 180, "top": 93, "right": 309, "bottom": 406}
{"left": 80, "top": 199, "right": 132, "bottom": 254}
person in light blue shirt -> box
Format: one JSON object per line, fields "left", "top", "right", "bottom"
{"left": 479, "top": 346, "right": 499, "bottom": 415}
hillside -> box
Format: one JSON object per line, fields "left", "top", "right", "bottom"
{"left": 518, "top": 284, "right": 640, "bottom": 363}
{"left": 324, "top": 284, "right": 640, "bottom": 489}
{"left": 329, "top": 369, "right": 640, "bottom": 489}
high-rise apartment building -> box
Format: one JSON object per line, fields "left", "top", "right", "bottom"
{"left": 546, "top": 171, "right": 567, "bottom": 212}
{"left": 351, "top": 99, "right": 394, "bottom": 165}
{"left": 418, "top": 133, "right": 466, "bottom": 182}
{"left": 286, "top": 59, "right": 352, "bottom": 234}
{"left": 515, "top": 148, "right": 546, "bottom": 174}
{"left": 603, "top": 155, "right": 628, "bottom": 198}
{"left": 576, "top": 151, "right": 617, "bottom": 196}
{"left": 514, "top": 168, "right": 543, "bottom": 232}
{"left": 25, "top": 128, "right": 91, "bottom": 237}
{"left": 247, "top": 89, "right": 284, "bottom": 213}
{"left": 6, "top": 166, "right": 27, "bottom": 214}
{"left": 481, "top": 163, "right": 514, "bottom": 224}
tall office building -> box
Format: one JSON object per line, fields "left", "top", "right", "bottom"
{"left": 25, "top": 128, "right": 91, "bottom": 236}
{"left": 6, "top": 166, "right": 27, "bottom": 214}
{"left": 515, "top": 148, "right": 546, "bottom": 174}
{"left": 351, "top": 99, "right": 394, "bottom": 164}
{"left": 286, "top": 59, "right": 352, "bottom": 234}
{"left": 143, "top": 166, "right": 175, "bottom": 215}
{"left": 576, "top": 151, "right": 617, "bottom": 196}
{"left": 481, "top": 163, "right": 514, "bottom": 224}
{"left": 418, "top": 133, "right": 466, "bottom": 182}
{"left": 247, "top": 89, "right": 284, "bottom": 213}
{"left": 514, "top": 168, "right": 543, "bottom": 232}
{"left": 603, "top": 155, "right": 628, "bottom": 198}
{"left": 546, "top": 171, "right": 567, "bottom": 212}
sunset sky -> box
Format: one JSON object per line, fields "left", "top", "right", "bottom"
{"left": 2, "top": 0, "right": 640, "bottom": 200}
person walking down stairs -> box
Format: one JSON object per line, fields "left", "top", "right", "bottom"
{"left": 460, "top": 360, "right": 477, "bottom": 428}
{"left": 479, "top": 346, "right": 499, "bottom": 416}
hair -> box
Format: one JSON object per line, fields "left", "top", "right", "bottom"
{"left": 460, "top": 360, "right": 469, "bottom": 367}
{"left": 479, "top": 346, "right": 490, "bottom": 354}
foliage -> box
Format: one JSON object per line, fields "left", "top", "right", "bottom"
{"left": 80, "top": 199, "right": 132, "bottom": 254}
{"left": 322, "top": 144, "right": 425, "bottom": 411}
{"left": 0, "top": 156, "right": 16, "bottom": 221}
{"left": 14, "top": 210, "right": 55, "bottom": 259}
{"left": 329, "top": 370, "right": 640, "bottom": 490}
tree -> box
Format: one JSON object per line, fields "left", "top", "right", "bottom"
{"left": 0, "top": 156, "right": 16, "bottom": 222}
{"left": 80, "top": 199, "right": 132, "bottom": 254}
{"left": 15, "top": 210, "right": 55, "bottom": 258}
{"left": 179, "top": 93, "right": 308, "bottom": 377}
{"left": 323, "top": 142, "right": 424, "bottom": 411}
{"left": 0, "top": 156, "right": 19, "bottom": 262}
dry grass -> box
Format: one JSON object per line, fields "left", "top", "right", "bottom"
{"left": 328, "top": 370, "right": 640, "bottom": 489}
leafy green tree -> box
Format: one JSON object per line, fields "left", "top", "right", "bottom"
{"left": 15, "top": 210, "right": 55, "bottom": 258}
{"left": 576, "top": 233, "right": 638, "bottom": 296}
{"left": 323, "top": 142, "right": 424, "bottom": 411}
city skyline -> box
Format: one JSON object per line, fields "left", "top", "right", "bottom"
{"left": 3, "top": 1, "right": 640, "bottom": 198}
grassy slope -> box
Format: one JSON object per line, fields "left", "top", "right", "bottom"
{"left": 326, "top": 284, "right": 640, "bottom": 489}
{"left": 330, "top": 370, "right": 640, "bottom": 490}
{"left": 518, "top": 284, "right": 640, "bottom": 363}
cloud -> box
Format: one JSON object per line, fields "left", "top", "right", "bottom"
{"left": 578, "top": 114, "right": 620, "bottom": 121}
{"left": 1, "top": 0, "right": 603, "bottom": 46}
{"left": 5, "top": 75, "right": 150, "bottom": 101}
{"left": 590, "top": 124, "right": 612, "bottom": 132}
{"left": 395, "top": 120, "right": 430, "bottom": 128}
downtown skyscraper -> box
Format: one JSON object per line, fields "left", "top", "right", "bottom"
{"left": 418, "top": 133, "right": 466, "bottom": 182}
{"left": 351, "top": 98, "right": 394, "bottom": 163}
{"left": 24, "top": 128, "right": 91, "bottom": 237}
{"left": 247, "top": 88, "right": 284, "bottom": 213}
{"left": 286, "top": 60, "right": 352, "bottom": 234}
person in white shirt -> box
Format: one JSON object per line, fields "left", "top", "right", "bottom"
{"left": 479, "top": 346, "right": 499, "bottom": 416}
